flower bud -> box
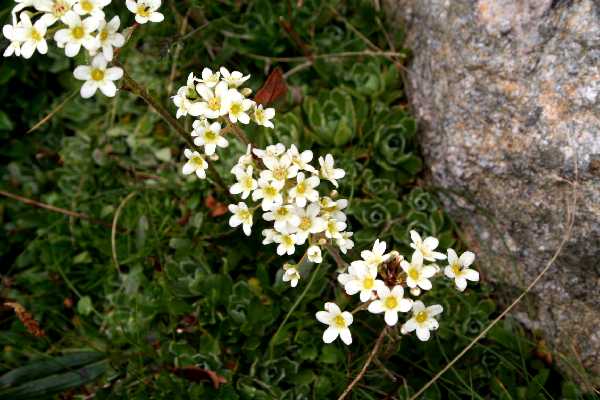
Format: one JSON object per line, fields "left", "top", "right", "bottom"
{"left": 318, "top": 238, "right": 327, "bottom": 246}
{"left": 241, "top": 87, "right": 252, "bottom": 97}
{"left": 330, "top": 190, "right": 338, "bottom": 198}
{"left": 410, "top": 287, "right": 421, "bottom": 297}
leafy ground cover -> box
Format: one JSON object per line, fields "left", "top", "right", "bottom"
{"left": 0, "top": 1, "right": 596, "bottom": 399}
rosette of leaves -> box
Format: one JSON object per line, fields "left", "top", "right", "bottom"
{"left": 262, "top": 110, "right": 305, "bottom": 148}
{"left": 303, "top": 88, "right": 365, "bottom": 147}
{"left": 372, "top": 109, "right": 421, "bottom": 181}
{"left": 360, "top": 169, "right": 397, "bottom": 198}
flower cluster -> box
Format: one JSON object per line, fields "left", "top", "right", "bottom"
{"left": 316, "top": 231, "right": 479, "bottom": 344}
{"left": 228, "top": 143, "right": 354, "bottom": 282}
{"left": 174, "top": 68, "right": 276, "bottom": 180}
{"left": 2, "top": 0, "right": 164, "bottom": 98}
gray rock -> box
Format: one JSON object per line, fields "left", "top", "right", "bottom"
{"left": 386, "top": 0, "right": 600, "bottom": 383}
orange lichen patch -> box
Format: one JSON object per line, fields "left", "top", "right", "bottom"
{"left": 538, "top": 83, "right": 569, "bottom": 123}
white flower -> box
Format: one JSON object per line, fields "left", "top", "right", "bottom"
{"left": 336, "top": 231, "right": 354, "bottom": 254}
{"left": 368, "top": 285, "right": 413, "bottom": 326}
{"left": 93, "top": 16, "right": 124, "bottom": 61}
{"left": 229, "top": 165, "right": 257, "bottom": 199}
{"left": 34, "top": 0, "right": 75, "bottom": 26}
{"left": 2, "top": 22, "right": 22, "bottom": 57}
{"left": 73, "top": 53, "right": 123, "bottom": 98}
{"left": 253, "top": 104, "right": 275, "bottom": 128}
{"left": 274, "top": 232, "right": 298, "bottom": 256}
{"left": 402, "top": 301, "right": 443, "bottom": 341}
{"left": 12, "top": 0, "right": 35, "bottom": 16}
{"left": 315, "top": 302, "right": 353, "bottom": 345}
{"left": 319, "top": 197, "right": 347, "bottom": 222}
{"left": 73, "top": 0, "right": 109, "bottom": 19}
{"left": 282, "top": 264, "right": 300, "bottom": 287}
{"left": 409, "top": 230, "right": 446, "bottom": 261}
{"left": 287, "top": 172, "right": 320, "bottom": 208}
{"left": 325, "top": 218, "right": 346, "bottom": 240}
{"left": 292, "top": 203, "right": 326, "bottom": 244}
{"left": 262, "top": 228, "right": 277, "bottom": 245}
{"left": 253, "top": 143, "right": 285, "bottom": 160}
{"left": 219, "top": 66, "right": 250, "bottom": 88}
{"left": 231, "top": 144, "right": 253, "bottom": 176}
{"left": 192, "top": 121, "right": 227, "bottom": 156}
{"left": 54, "top": 11, "right": 98, "bottom": 57}
{"left": 444, "top": 249, "right": 479, "bottom": 291}
{"left": 125, "top": 0, "right": 164, "bottom": 24}
{"left": 307, "top": 245, "right": 322, "bottom": 263}
{"left": 252, "top": 178, "right": 284, "bottom": 211}
{"left": 287, "top": 144, "right": 315, "bottom": 173}
{"left": 195, "top": 81, "right": 229, "bottom": 119}
{"left": 198, "top": 67, "right": 220, "bottom": 88}
{"left": 400, "top": 251, "right": 437, "bottom": 291}
{"left": 15, "top": 13, "right": 47, "bottom": 59}
{"left": 181, "top": 149, "right": 208, "bottom": 179}
{"left": 228, "top": 202, "right": 253, "bottom": 236}
{"left": 319, "top": 154, "right": 345, "bottom": 188}
{"left": 171, "top": 86, "right": 202, "bottom": 118}
{"left": 263, "top": 205, "right": 299, "bottom": 233}
{"left": 360, "top": 239, "right": 390, "bottom": 267}
{"left": 260, "top": 153, "right": 297, "bottom": 183}
{"left": 223, "top": 89, "right": 254, "bottom": 124}
{"left": 338, "top": 261, "right": 384, "bottom": 302}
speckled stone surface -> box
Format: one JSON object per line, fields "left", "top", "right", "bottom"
{"left": 387, "top": 0, "right": 600, "bottom": 381}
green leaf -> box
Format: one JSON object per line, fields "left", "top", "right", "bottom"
{"left": 76, "top": 296, "right": 93, "bottom": 316}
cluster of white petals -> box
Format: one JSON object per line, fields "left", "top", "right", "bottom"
{"left": 226, "top": 143, "right": 353, "bottom": 289}
{"left": 317, "top": 231, "right": 479, "bottom": 345}
{"left": 172, "top": 68, "right": 276, "bottom": 179}
{"left": 2, "top": 0, "right": 165, "bottom": 98}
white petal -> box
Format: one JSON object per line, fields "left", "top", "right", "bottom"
{"left": 455, "top": 277, "right": 467, "bottom": 291}
{"left": 367, "top": 300, "right": 384, "bottom": 314}
{"left": 316, "top": 311, "right": 330, "bottom": 325}
{"left": 105, "top": 67, "right": 123, "bottom": 80}
{"left": 384, "top": 311, "right": 398, "bottom": 326}
{"left": 418, "top": 278, "right": 432, "bottom": 291}
{"left": 98, "top": 80, "right": 117, "bottom": 97}
{"left": 148, "top": 12, "right": 164, "bottom": 22}
{"left": 339, "top": 328, "right": 352, "bottom": 345}
{"left": 344, "top": 280, "right": 361, "bottom": 295}
{"left": 322, "top": 327, "right": 339, "bottom": 344}
{"left": 403, "top": 319, "right": 417, "bottom": 332}
{"left": 427, "top": 304, "right": 443, "bottom": 316}
{"left": 409, "top": 230, "right": 421, "bottom": 244}
{"left": 182, "top": 162, "right": 195, "bottom": 175}
{"left": 423, "top": 236, "right": 439, "bottom": 250}
{"left": 416, "top": 327, "right": 431, "bottom": 341}
{"left": 412, "top": 301, "right": 425, "bottom": 313}
{"left": 459, "top": 251, "right": 476, "bottom": 267}
{"left": 398, "top": 298, "right": 413, "bottom": 312}
{"left": 324, "top": 302, "right": 341, "bottom": 314}
{"left": 447, "top": 248, "right": 458, "bottom": 264}
{"left": 464, "top": 269, "right": 479, "bottom": 282}
{"left": 80, "top": 80, "right": 97, "bottom": 98}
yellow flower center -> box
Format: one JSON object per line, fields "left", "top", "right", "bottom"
{"left": 415, "top": 311, "right": 428, "bottom": 324}
{"left": 91, "top": 68, "right": 104, "bottom": 81}
{"left": 136, "top": 5, "right": 150, "bottom": 17}
{"left": 384, "top": 297, "right": 398, "bottom": 309}
{"left": 299, "top": 217, "right": 311, "bottom": 231}
{"left": 264, "top": 186, "right": 277, "bottom": 197}
{"left": 190, "top": 155, "right": 205, "bottom": 168}
{"left": 273, "top": 167, "right": 287, "bottom": 181}
{"left": 254, "top": 108, "right": 264, "bottom": 122}
{"left": 451, "top": 262, "right": 462, "bottom": 276}
{"left": 276, "top": 207, "right": 288, "bottom": 217}
{"left": 408, "top": 268, "right": 420, "bottom": 281}
{"left": 363, "top": 277, "right": 374, "bottom": 289}
{"left": 230, "top": 102, "right": 242, "bottom": 115}
{"left": 81, "top": 0, "right": 93, "bottom": 12}
{"left": 243, "top": 176, "right": 254, "bottom": 189}
{"left": 53, "top": 1, "right": 69, "bottom": 16}
{"left": 204, "top": 130, "right": 217, "bottom": 141}
{"left": 296, "top": 182, "right": 306, "bottom": 194}
{"left": 283, "top": 235, "right": 294, "bottom": 246}
{"left": 238, "top": 209, "right": 251, "bottom": 221}
{"left": 72, "top": 26, "right": 85, "bottom": 39}
{"left": 30, "top": 29, "right": 42, "bottom": 41}
{"left": 99, "top": 29, "right": 109, "bottom": 41}
{"left": 334, "top": 315, "right": 346, "bottom": 328}
{"left": 207, "top": 97, "right": 220, "bottom": 111}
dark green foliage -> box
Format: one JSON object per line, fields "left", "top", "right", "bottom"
{"left": 0, "top": 0, "right": 594, "bottom": 399}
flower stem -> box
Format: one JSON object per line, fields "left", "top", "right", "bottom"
{"left": 118, "top": 66, "right": 230, "bottom": 195}
{"left": 268, "top": 255, "right": 320, "bottom": 359}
